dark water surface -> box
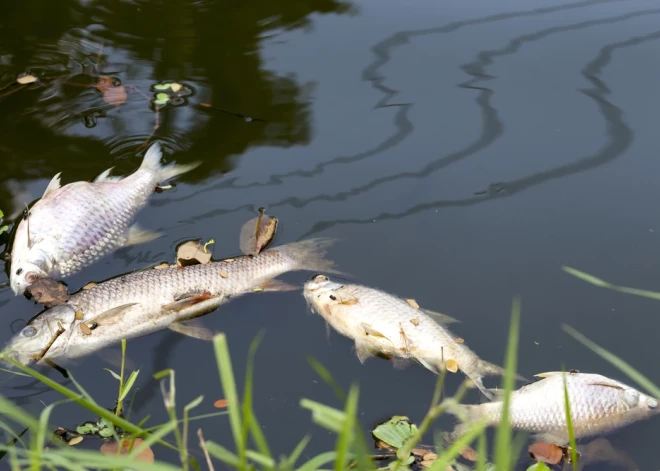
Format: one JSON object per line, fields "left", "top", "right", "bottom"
{"left": 2, "top": 0, "right": 660, "bottom": 468}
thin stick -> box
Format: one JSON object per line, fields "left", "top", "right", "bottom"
{"left": 0, "top": 84, "right": 26, "bottom": 99}
{"left": 197, "top": 429, "right": 215, "bottom": 471}
{"left": 136, "top": 104, "right": 160, "bottom": 153}
{"left": 43, "top": 359, "right": 68, "bottom": 378}
{"left": 95, "top": 41, "right": 105, "bottom": 70}
{"left": 198, "top": 103, "right": 265, "bottom": 122}
{"left": 32, "top": 322, "right": 65, "bottom": 362}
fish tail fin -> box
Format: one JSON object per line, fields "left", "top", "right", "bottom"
{"left": 277, "top": 238, "right": 342, "bottom": 275}
{"left": 139, "top": 142, "right": 201, "bottom": 183}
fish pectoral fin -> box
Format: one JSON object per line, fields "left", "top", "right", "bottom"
{"left": 86, "top": 303, "right": 138, "bottom": 325}
{"left": 360, "top": 323, "right": 387, "bottom": 339}
{"left": 162, "top": 292, "right": 219, "bottom": 313}
{"left": 42, "top": 172, "right": 62, "bottom": 199}
{"left": 421, "top": 309, "right": 460, "bottom": 325}
{"left": 125, "top": 224, "right": 162, "bottom": 247}
{"left": 355, "top": 340, "right": 377, "bottom": 363}
{"left": 253, "top": 279, "right": 299, "bottom": 292}
{"left": 168, "top": 321, "right": 214, "bottom": 341}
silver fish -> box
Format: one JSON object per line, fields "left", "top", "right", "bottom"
{"left": 453, "top": 371, "right": 659, "bottom": 444}
{"left": 303, "top": 275, "right": 510, "bottom": 399}
{"left": 9, "top": 142, "right": 199, "bottom": 295}
{"left": 3, "top": 239, "right": 337, "bottom": 365}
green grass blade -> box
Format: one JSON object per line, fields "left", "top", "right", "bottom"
{"left": 306, "top": 356, "right": 346, "bottom": 402}
{"left": 245, "top": 450, "right": 276, "bottom": 468}
{"left": 476, "top": 429, "right": 486, "bottom": 471}
{"left": 562, "top": 266, "right": 660, "bottom": 301}
{"left": 295, "top": 452, "right": 339, "bottom": 471}
{"left": 494, "top": 297, "right": 521, "bottom": 471}
{"left": 0, "top": 427, "right": 28, "bottom": 461}
{"left": 286, "top": 435, "right": 311, "bottom": 468}
{"left": 204, "top": 441, "right": 241, "bottom": 467}
{"left": 300, "top": 399, "right": 346, "bottom": 433}
{"left": 561, "top": 370, "right": 578, "bottom": 471}
{"left": 119, "top": 370, "right": 140, "bottom": 402}
{"left": 334, "top": 384, "right": 358, "bottom": 471}
{"left": 212, "top": 334, "right": 244, "bottom": 464}
{"left": 562, "top": 324, "right": 660, "bottom": 397}
{"left": 426, "top": 421, "right": 487, "bottom": 470}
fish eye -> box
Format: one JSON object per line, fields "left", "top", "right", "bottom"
{"left": 648, "top": 398, "right": 658, "bottom": 409}
{"left": 15, "top": 268, "right": 23, "bottom": 275}
{"left": 21, "top": 326, "right": 37, "bottom": 338}
{"left": 623, "top": 389, "right": 640, "bottom": 407}
{"left": 312, "top": 274, "right": 328, "bottom": 282}
{"left": 329, "top": 294, "right": 337, "bottom": 301}
{"left": 25, "top": 272, "right": 38, "bottom": 283}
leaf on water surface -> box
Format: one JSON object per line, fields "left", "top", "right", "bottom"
{"left": 170, "top": 83, "right": 182, "bottom": 92}
{"left": 16, "top": 73, "right": 37, "bottom": 85}
{"left": 219, "top": 271, "right": 228, "bottom": 278}
{"left": 528, "top": 442, "right": 564, "bottom": 465}
{"left": 459, "top": 445, "right": 478, "bottom": 462}
{"left": 67, "top": 435, "right": 83, "bottom": 446}
{"left": 76, "top": 422, "right": 99, "bottom": 435}
{"left": 100, "top": 438, "right": 155, "bottom": 463}
{"left": 526, "top": 463, "right": 551, "bottom": 471}
{"left": 406, "top": 298, "right": 419, "bottom": 309}
{"left": 239, "top": 208, "right": 278, "bottom": 256}
{"left": 152, "top": 83, "right": 172, "bottom": 91}
{"left": 96, "top": 76, "right": 127, "bottom": 106}
{"left": 176, "top": 240, "right": 212, "bottom": 267}
{"left": 25, "top": 278, "right": 70, "bottom": 307}
{"left": 371, "top": 416, "right": 419, "bottom": 449}
{"left": 446, "top": 359, "right": 459, "bottom": 373}
{"left": 213, "top": 399, "right": 229, "bottom": 408}
{"left": 455, "top": 337, "right": 464, "bottom": 344}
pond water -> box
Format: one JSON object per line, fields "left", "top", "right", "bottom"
{"left": 2, "top": 0, "right": 660, "bottom": 468}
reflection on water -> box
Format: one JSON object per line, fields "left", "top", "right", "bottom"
{"left": 2, "top": 0, "right": 660, "bottom": 467}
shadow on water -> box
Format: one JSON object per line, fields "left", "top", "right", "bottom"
{"left": 301, "top": 27, "right": 660, "bottom": 237}
{"left": 0, "top": 0, "right": 353, "bottom": 213}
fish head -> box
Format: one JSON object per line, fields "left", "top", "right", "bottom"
{"left": 1, "top": 304, "right": 76, "bottom": 365}
{"left": 303, "top": 274, "right": 360, "bottom": 320}
{"left": 620, "top": 386, "right": 660, "bottom": 419}
{"left": 10, "top": 255, "right": 50, "bottom": 295}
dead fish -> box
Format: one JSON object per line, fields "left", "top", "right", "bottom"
{"left": 451, "top": 371, "right": 659, "bottom": 444}
{"left": 3, "top": 239, "right": 337, "bottom": 365}
{"left": 9, "top": 142, "right": 200, "bottom": 295}
{"left": 303, "top": 274, "right": 513, "bottom": 399}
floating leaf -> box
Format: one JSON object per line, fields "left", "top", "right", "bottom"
{"left": 528, "top": 442, "right": 564, "bottom": 465}
{"left": 98, "top": 427, "right": 114, "bottom": 438}
{"left": 154, "top": 263, "right": 170, "bottom": 269}
{"left": 96, "top": 77, "right": 127, "bottom": 106}
{"left": 411, "top": 448, "right": 428, "bottom": 456}
{"left": 76, "top": 422, "right": 99, "bottom": 435}
{"left": 526, "top": 463, "right": 551, "bottom": 471}
{"left": 68, "top": 436, "right": 83, "bottom": 446}
{"left": 213, "top": 399, "right": 229, "bottom": 408}
{"left": 410, "top": 317, "right": 420, "bottom": 326}
{"left": 100, "top": 438, "right": 155, "bottom": 463}
{"left": 17, "top": 73, "right": 37, "bottom": 85}
{"left": 176, "top": 240, "right": 212, "bottom": 267}
{"left": 220, "top": 271, "right": 228, "bottom": 278}
{"left": 80, "top": 323, "right": 92, "bottom": 336}
{"left": 153, "top": 83, "right": 172, "bottom": 90}
{"left": 170, "top": 83, "right": 182, "bottom": 92}
{"left": 154, "top": 98, "right": 168, "bottom": 106}
{"left": 455, "top": 337, "right": 464, "bottom": 344}
{"left": 239, "top": 208, "right": 278, "bottom": 256}
{"left": 422, "top": 452, "right": 438, "bottom": 461}
{"left": 446, "top": 359, "right": 458, "bottom": 373}
{"left": 25, "top": 278, "right": 70, "bottom": 308}
{"left": 459, "top": 445, "right": 478, "bottom": 462}
{"left": 406, "top": 298, "right": 419, "bottom": 309}
{"left": 156, "top": 92, "right": 169, "bottom": 101}
{"left": 372, "top": 415, "right": 419, "bottom": 449}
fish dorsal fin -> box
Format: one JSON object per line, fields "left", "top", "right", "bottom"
{"left": 42, "top": 172, "right": 62, "bottom": 199}
{"left": 168, "top": 321, "right": 214, "bottom": 341}
{"left": 86, "top": 303, "right": 138, "bottom": 325}
{"left": 94, "top": 167, "right": 122, "bottom": 183}
{"left": 421, "top": 309, "right": 460, "bottom": 325}
{"left": 533, "top": 371, "right": 565, "bottom": 379}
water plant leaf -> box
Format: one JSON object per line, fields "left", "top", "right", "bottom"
{"left": 153, "top": 83, "right": 172, "bottom": 90}
{"left": 371, "top": 416, "right": 419, "bottom": 449}
{"left": 100, "top": 438, "right": 155, "bottom": 463}
{"left": 119, "top": 370, "right": 140, "bottom": 402}
{"left": 214, "top": 399, "right": 229, "bottom": 409}
{"left": 446, "top": 359, "right": 459, "bottom": 373}
{"left": 562, "top": 266, "right": 660, "bottom": 301}
{"left": 526, "top": 463, "right": 551, "bottom": 471}
{"left": 176, "top": 240, "right": 212, "bottom": 266}
{"left": 170, "top": 83, "right": 182, "bottom": 93}
{"left": 16, "top": 73, "right": 37, "bottom": 85}
{"left": 239, "top": 208, "right": 278, "bottom": 256}
{"left": 104, "top": 368, "right": 121, "bottom": 381}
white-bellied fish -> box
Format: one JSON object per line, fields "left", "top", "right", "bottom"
{"left": 303, "top": 275, "right": 513, "bottom": 399}
{"left": 3, "top": 239, "right": 337, "bottom": 365}
{"left": 452, "top": 371, "right": 659, "bottom": 444}
{"left": 9, "top": 142, "right": 199, "bottom": 295}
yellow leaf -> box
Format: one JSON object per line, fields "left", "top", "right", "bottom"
{"left": 406, "top": 298, "right": 419, "bottom": 309}
{"left": 220, "top": 271, "right": 228, "bottom": 278}
{"left": 410, "top": 317, "right": 420, "bottom": 326}
{"left": 68, "top": 436, "right": 83, "bottom": 446}
{"left": 17, "top": 74, "right": 37, "bottom": 85}
{"left": 446, "top": 359, "right": 458, "bottom": 373}
{"left": 170, "top": 83, "right": 182, "bottom": 92}
{"left": 82, "top": 282, "right": 97, "bottom": 290}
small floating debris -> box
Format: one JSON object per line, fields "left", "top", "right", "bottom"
{"left": 24, "top": 278, "right": 70, "bottom": 307}
{"left": 176, "top": 239, "right": 213, "bottom": 267}
{"left": 239, "top": 207, "right": 278, "bottom": 256}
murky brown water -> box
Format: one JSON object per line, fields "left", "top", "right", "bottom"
{"left": 2, "top": 0, "right": 660, "bottom": 468}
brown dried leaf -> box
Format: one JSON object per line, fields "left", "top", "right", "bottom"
{"left": 376, "top": 440, "right": 395, "bottom": 451}
{"left": 219, "top": 271, "right": 228, "bottom": 278}
{"left": 214, "top": 399, "right": 229, "bottom": 408}
{"left": 25, "top": 278, "right": 70, "bottom": 308}
{"left": 446, "top": 359, "right": 458, "bottom": 373}
{"left": 100, "top": 438, "right": 155, "bottom": 463}
{"left": 239, "top": 208, "right": 278, "bottom": 256}
{"left": 412, "top": 448, "right": 428, "bottom": 457}
{"left": 406, "top": 298, "right": 419, "bottom": 309}
{"left": 17, "top": 74, "right": 37, "bottom": 85}
{"left": 176, "top": 240, "right": 212, "bottom": 267}
{"left": 80, "top": 323, "right": 92, "bottom": 336}
{"left": 460, "top": 445, "right": 478, "bottom": 462}
{"left": 410, "top": 317, "right": 420, "bottom": 326}
{"left": 528, "top": 442, "right": 564, "bottom": 465}
{"left": 455, "top": 337, "right": 464, "bottom": 344}
{"left": 96, "top": 76, "right": 127, "bottom": 106}
{"left": 82, "top": 282, "right": 97, "bottom": 290}
{"left": 68, "top": 436, "right": 83, "bottom": 446}
{"left": 74, "top": 309, "right": 84, "bottom": 321}
{"left": 422, "top": 453, "right": 438, "bottom": 461}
